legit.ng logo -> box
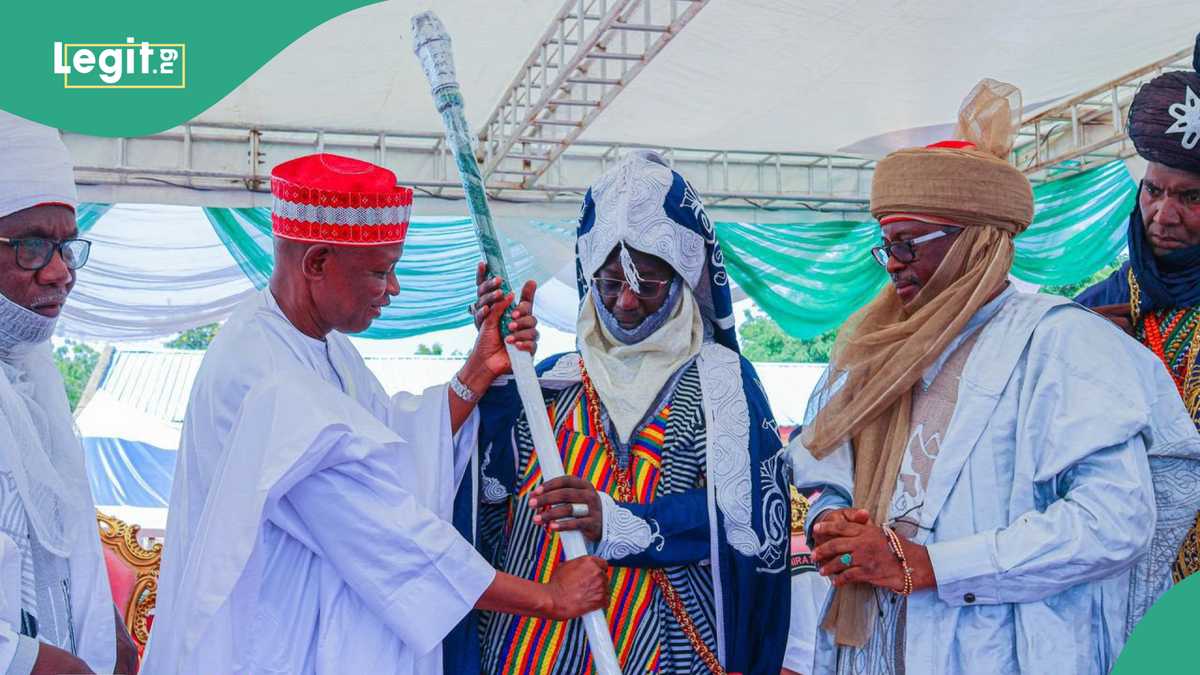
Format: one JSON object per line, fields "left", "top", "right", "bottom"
{"left": 53, "top": 38, "right": 185, "bottom": 89}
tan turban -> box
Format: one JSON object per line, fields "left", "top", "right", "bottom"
{"left": 870, "top": 79, "right": 1033, "bottom": 234}
{"left": 801, "top": 78, "right": 1034, "bottom": 647}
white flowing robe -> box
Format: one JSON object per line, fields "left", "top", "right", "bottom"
{"left": 143, "top": 289, "right": 496, "bottom": 675}
{"left": 0, "top": 345, "right": 116, "bottom": 673}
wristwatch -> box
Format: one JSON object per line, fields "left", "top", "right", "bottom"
{"left": 450, "top": 372, "right": 480, "bottom": 402}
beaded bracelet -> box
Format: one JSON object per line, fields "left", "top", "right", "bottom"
{"left": 883, "top": 526, "right": 914, "bottom": 596}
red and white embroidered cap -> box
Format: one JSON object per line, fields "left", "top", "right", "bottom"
{"left": 270, "top": 153, "right": 412, "bottom": 245}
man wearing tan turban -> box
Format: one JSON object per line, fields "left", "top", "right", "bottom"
{"left": 790, "top": 80, "right": 1200, "bottom": 675}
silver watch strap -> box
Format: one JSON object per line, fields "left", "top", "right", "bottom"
{"left": 450, "top": 373, "right": 479, "bottom": 402}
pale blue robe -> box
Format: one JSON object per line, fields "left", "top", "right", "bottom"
{"left": 792, "top": 291, "right": 1200, "bottom": 675}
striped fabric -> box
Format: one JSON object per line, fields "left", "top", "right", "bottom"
{"left": 0, "top": 470, "right": 38, "bottom": 637}
{"left": 481, "top": 363, "right": 716, "bottom": 674}
{"left": 271, "top": 197, "right": 411, "bottom": 227}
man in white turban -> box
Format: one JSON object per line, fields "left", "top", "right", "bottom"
{"left": 0, "top": 110, "right": 138, "bottom": 674}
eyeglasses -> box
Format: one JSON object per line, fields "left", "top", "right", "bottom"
{"left": 592, "top": 275, "right": 672, "bottom": 300}
{"left": 870, "top": 228, "right": 961, "bottom": 267}
{"left": 0, "top": 237, "right": 92, "bottom": 271}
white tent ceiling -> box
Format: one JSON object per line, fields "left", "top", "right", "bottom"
{"left": 198, "top": 1, "right": 564, "bottom": 139}
{"left": 195, "top": 0, "right": 1200, "bottom": 154}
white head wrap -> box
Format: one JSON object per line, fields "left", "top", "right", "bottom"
{"left": 575, "top": 151, "right": 712, "bottom": 442}
{"left": 0, "top": 111, "right": 87, "bottom": 555}
{"left": 0, "top": 109, "right": 76, "bottom": 353}
{"left": 0, "top": 113, "right": 114, "bottom": 670}
{"left": 0, "top": 110, "right": 77, "bottom": 219}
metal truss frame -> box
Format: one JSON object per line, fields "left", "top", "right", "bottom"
{"left": 479, "top": 0, "right": 710, "bottom": 188}
{"left": 64, "top": 122, "right": 874, "bottom": 211}
{"left": 1013, "top": 45, "right": 1194, "bottom": 183}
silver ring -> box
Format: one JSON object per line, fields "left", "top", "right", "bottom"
{"left": 570, "top": 503, "right": 589, "bottom": 518}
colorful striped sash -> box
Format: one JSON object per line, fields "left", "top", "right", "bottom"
{"left": 497, "top": 394, "right": 670, "bottom": 674}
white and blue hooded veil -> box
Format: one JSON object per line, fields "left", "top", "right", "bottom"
{"left": 450, "top": 152, "right": 792, "bottom": 674}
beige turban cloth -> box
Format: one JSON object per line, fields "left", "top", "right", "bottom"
{"left": 0, "top": 110, "right": 77, "bottom": 219}
{"left": 801, "top": 78, "right": 1035, "bottom": 648}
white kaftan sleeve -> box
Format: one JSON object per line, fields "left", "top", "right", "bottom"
{"left": 389, "top": 383, "right": 480, "bottom": 492}
{"left": 790, "top": 439, "right": 854, "bottom": 546}
{"left": 269, "top": 447, "right": 497, "bottom": 656}
{"left": 927, "top": 436, "right": 1154, "bottom": 607}
{"left": 928, "top": 309, "right": 1161, "bottom": 608}
{"left": 5, "top": 637, "right": 36, "bottom": 675}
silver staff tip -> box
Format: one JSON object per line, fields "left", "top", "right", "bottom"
{"left": 411, "top": 10, "right": 459, "bottom": 91}
{"left": 411, "top": 11, "right": 449, "bottom": 54}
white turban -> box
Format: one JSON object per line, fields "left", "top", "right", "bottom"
{"left": 0, "top": 110, "right": 77, "bottom": 219}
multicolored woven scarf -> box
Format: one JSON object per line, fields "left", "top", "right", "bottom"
{"left": 497, "top": 395, "right": 670, "bottom": 674}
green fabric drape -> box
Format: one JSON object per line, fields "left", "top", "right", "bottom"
{"left": 202, "top": 208, "right": 541, "bottom": 339}
{"left": 1012, "top": 160, "right": 1134, "bottom": 285}
{"left": 718, "top": 160, "right": 1136, "bottom": 337}
{"left": 76, "top": 203, "right": 111, "bottom": 233}
{"left": 72, "top": 159, "right": 1133, "bottom": 341}
{"left": 716, "top": 219, "right": 888, "bottom": 339}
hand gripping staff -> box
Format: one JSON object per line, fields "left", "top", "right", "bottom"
{"left": 411, "top": 12, "right": 622, "bottom": 675}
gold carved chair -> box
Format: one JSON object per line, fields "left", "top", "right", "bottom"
{"left": 96, "top": 510, "right": 162, "bottom": 656}
{"left": 1174, "top": 513, "right": 1200, "bottom": 582}
{"left": 789, "top": 485, "right": 814, "bottom": 572}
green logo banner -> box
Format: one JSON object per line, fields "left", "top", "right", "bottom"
{"left": 1113, "top": 573, "right": 1200, "bottom": 672}
{"left": 1, "top": 1, "right": 379, "bottom": 136}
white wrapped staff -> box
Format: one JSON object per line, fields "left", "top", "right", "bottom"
{"left": 411, "top": 12, "right": 623, "bottom": 675}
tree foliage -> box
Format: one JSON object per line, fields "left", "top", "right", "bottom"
{"left": 165, "top": 323, "right": 221, "bottom": 350}
{"left": 1038, "top": 256, "right": 1126, "bottom": 300}
{"left": 53, "top": 340, "right": 100, "bottom": 411}
{"left": 738, "top": 312, "right": 837, "bottom": 363}
{"left": 737, "top": 255, "right": 1127, "bottom": 364}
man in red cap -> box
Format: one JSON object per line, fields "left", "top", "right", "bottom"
{"left": 143, "top": 153, "right": 609, "bottom": 675}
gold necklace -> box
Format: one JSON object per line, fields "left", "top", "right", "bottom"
{"left": 1129, "top": 269, "right": 1200, "bottom": 417}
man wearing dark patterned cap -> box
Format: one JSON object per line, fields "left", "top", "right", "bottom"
{"left": 1076, "top": 34, "right": 1200, "bottom": 582}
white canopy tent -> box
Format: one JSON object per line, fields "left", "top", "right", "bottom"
{"left": 198, "top": 0, "right": 1200, "bottom": 154}
{"left": 67, "top": 0, "right": 1200, "bottom": 214}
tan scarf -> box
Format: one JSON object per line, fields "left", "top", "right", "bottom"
{"left": 800, "top": 77, "right": 1032, "bottom": 648}
{"left": 801, "top": 226, "right": 1013, "bottom": 646}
